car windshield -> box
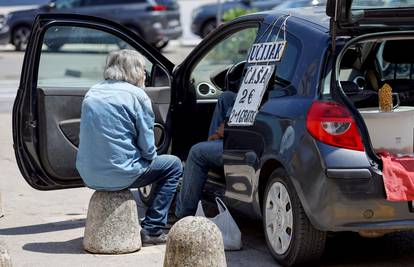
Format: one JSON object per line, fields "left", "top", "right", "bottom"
{"left": 352, "top": 0, "right": 414, "bottom": 9}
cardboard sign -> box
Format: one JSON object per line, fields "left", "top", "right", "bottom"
{"left": 247, "top": 41, "right": 287, "bottom": 63}
{"left": 228, "top": 65, "right": 275, "bottom": 126}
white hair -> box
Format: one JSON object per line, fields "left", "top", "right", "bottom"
{"left": 103, "top": 49, "right": 146, "bottom": 88}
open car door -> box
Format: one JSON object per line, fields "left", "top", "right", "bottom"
{"left": 13, "top": 14, "right": 175, "bottom": 190}
{"left": 326, "top": 0, "right": 414, "bottom": 37}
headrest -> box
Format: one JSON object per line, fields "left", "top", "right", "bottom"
{"left": 341, "top": 48, "right": 361, "bottom": 69}
{"left": 383, "top": 40, "right": 414, "bottom": 64}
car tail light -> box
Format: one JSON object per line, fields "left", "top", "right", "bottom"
{"left": 306, "top": 101, "right": 364, "bottom": 151}
{"left": 150, "top": 5, "right": 168, "bottom": 11}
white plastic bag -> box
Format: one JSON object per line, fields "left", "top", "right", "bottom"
{"left": 195, "top": 197, "right": 242, "bottom": 251}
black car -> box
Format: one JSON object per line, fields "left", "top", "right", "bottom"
{"left": 0, "top": 0, "right": 181, "bottom": 50}
{"left": 191, "top": 0, "right": 282, "bottom": 38}
{"left": 13, "top": 0, "right": 414, "bottom": 266}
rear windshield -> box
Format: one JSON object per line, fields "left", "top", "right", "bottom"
{"left": 352, "top": 0, "right": 414, "bottom": 9}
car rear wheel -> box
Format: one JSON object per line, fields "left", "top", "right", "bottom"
{"left": 12, "top": 26, "right": 31, "bottom": 51}
{"left": 263, "top": 169, "right": 326, "bottom": 267}
{"left": 139, "top": 184, "right": 155, "bottom": 206}
{"left": 201, "top": 19, "right": 217, "bottom": 38}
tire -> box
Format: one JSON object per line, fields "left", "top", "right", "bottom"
{"left": 201, "top": 19, "right": 217, "bottom": 38}
{"left": 12, "top": 26, "right": 31, "bottom": 51}
{"left": 139, "top": 184, "right": 155, "bottom": 207}
{"left": 262, "top": 169, "right": 326, "bottom": 266}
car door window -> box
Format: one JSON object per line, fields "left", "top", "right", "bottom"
{"left": 39, "top": 25, "right": 153, "bottom": 88}
{"left": 190, "top": 26, "right": 258, "bottom": 99}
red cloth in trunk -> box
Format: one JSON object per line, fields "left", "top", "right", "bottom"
{"left": 381, "top": 153, "right": 414, "bottom": 201}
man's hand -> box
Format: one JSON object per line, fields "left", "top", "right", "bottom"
{"left": 208, "top": 123, "right": 225, "bottom": 141}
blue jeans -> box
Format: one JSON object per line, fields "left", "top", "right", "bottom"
{"left": 129, "top": 154, "right": 182, "bottom": 235}
{"left": 208, "top": 91, "right": 236, "bottom": 136}
{"left": 175, "top": 91, "right": 235, "bottom": 218}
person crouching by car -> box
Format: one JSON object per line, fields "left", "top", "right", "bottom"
{"left": 76, "top": 49, "right": 182, "bottom": 246}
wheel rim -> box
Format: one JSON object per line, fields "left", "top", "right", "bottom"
{"left": 140, "top": 184, "right": 152, "bottom": 199}
{"left": 265, "top": 181, "right": 293, "bottom": 255}
{"left": 13, "top": 27, "right": 30, "bottom": 50}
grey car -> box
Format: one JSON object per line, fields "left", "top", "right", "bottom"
{"left": 0, "top": 0, "right": 182, "bottom": 50}
{"left": 191, "top": 0, "right": 282, "bottom": 38}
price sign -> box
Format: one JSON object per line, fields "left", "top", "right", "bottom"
{"left": 228, "top": 64, "right": 275, "bottom": 126}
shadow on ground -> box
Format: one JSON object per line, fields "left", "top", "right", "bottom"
{"left": 23, "top": 237, "right": 85, "bottom": 254}
{"left": 320, "top": 230, "right": 414, "bottom": 266}
{"left": 0, "top": 219, "right": 85, "bottom": 235}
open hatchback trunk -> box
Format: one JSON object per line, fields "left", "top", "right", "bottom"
{"left": 326, "top": 0, "right": 414, "bottom": 162}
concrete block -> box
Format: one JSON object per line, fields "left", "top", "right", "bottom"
{"left": 164, "top": 216, "right": 226, "bottom": 267}
{"left": 83, "top": 190, "right": 141, "bottom": 254}
{"left": 0, "top": 240, "right": 12, "bottom": 267}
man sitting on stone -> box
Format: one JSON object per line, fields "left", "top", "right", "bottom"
{"left": 173, "top": 90, "right": 236, "bottom": 220}
{"left": 76, "top": 49, "right": 182, "bottom": 245}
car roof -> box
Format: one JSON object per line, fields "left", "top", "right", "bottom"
{"left": 239, "top": 7, "right": 330, "bottom": 34}
{"left": 267, "top": 7, "right": 330, "bottom": 29}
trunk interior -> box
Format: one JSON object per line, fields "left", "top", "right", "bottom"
{"left": 336, "top": 35, "right": 414, "bottom": 157}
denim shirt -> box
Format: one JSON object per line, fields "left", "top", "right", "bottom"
{"left": 76, "top": 80, "right": 157, "bottom": 191}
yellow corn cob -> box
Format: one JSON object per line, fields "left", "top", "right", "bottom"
{"left": 379, "top": 83, "right": 393, "bottom": 112}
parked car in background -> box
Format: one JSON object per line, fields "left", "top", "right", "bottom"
{"left": 0, "top": 0, "right": 182, "bottom": 51}
{"left": 274, "top": 0, "right": 326, "bottom": 10}
{"left": 13, "top": 0, "right": 414, "bottom": 265}
{"left": 0, "top": 0, "right": 49, "bottom": 46}
{"left": 191, "top": 0, "right": 282, "bottom": 38}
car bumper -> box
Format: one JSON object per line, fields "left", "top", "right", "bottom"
{"left": 303, "top": 163, "right": 414, "bottom": 232}
{"left": 162, "top": 25, "right": 182, "bottom": 40}
{"left": 143, "top": 20, "right": 182, "bottom": 45}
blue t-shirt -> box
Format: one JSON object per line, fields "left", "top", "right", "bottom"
{"left": 76, "top": 80, "right": 157, "bottom": 191}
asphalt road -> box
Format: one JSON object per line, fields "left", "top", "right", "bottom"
{"left": 1, "top": 42, "right": 414, "bottom": 266}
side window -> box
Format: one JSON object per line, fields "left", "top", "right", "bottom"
{"left": 269, "top": 32, "right": 299, "bottom": 84}
{"left": 377, "top": 42, "right": 412, "bottom": 80}
{"left": 190, "top": 26, "right": 258, "bottom": 99}
{"left": 55, "top": 0, "right": 82, "bottom": 9}
{"left": 39, "top": 26, "right": 154, "bottom": 88}
{"left": 257, "top": 27, "right": 300, "bottom": 92}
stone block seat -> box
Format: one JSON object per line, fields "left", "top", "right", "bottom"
{"left": 164, "top": 216, "right": 226, "bottom": 267}
{"left": 83, "top": 189, "right": 141, "bottom": 254}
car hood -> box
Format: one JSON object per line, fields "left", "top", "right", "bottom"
{"left": 0, "top": 5, "right": 37, "bottom": 15}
